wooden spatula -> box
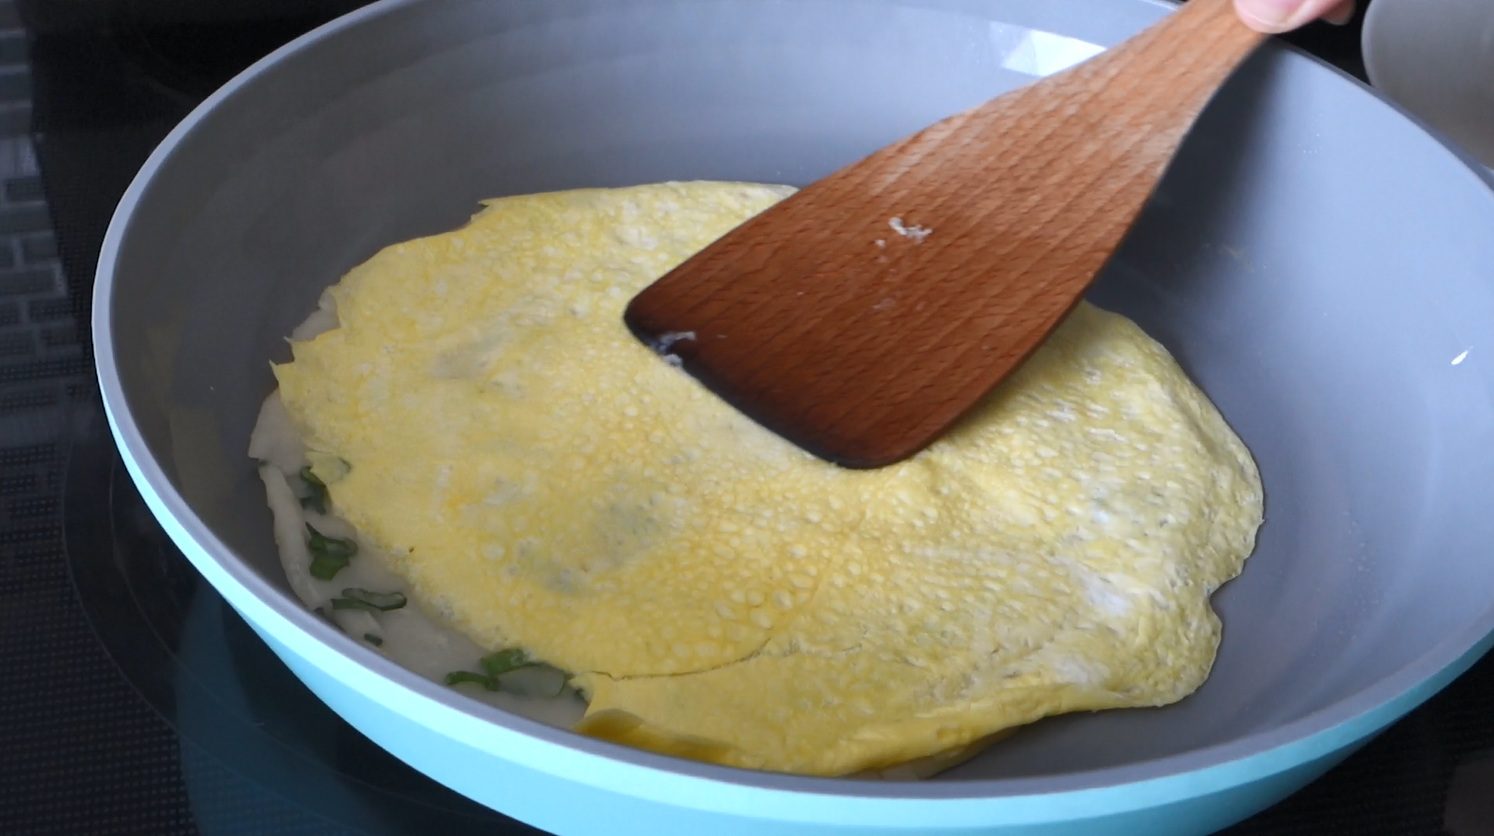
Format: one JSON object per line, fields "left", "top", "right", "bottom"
{"left": 625, "top": 0, "right": 1264, "bottom": 469}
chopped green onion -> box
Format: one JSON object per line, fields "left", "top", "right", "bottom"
{"left": 332, "top": 588, "right": 407, "bottom": 613}
{"left": 363, "top": 633, "right": 384, "bottom": 647}
{"left": 446, "top": 650, "right": 565, "bottom": 696}
{"left": 307, "top": 523, "right": 357, "bottom": 559}
{"left": 331, "top": 597, "right": 378, "bottom": 614}
{"left": 445, "top": 647, "right": 552, "bottom": 692}
{"left": 445, "top": 670, "right": 500, "bottom": 691}
{"left": 306, "top": 523, "right": 357, "bottom": 579}
{"left": 309, "top": 552, "right": 349, "bottom": 580}
{"left": 299, "top": 466, "right": 329, "bottom": 514}
{"left": 480, "top": 648, "right": 537, "bottom": 677}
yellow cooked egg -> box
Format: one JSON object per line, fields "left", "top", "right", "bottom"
{"left": 273, "top": 181, "right": 1263, "bottom": 777}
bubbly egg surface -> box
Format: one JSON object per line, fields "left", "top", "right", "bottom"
{"left": 273, "top": 182, "right": 1263, "bottom": 777}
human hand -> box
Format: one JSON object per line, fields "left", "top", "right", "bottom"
{"left": 1233, "top": 0, "right": 1356, "bottom": 33}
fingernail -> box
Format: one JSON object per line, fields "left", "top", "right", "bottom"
{"left": 1322, "top": 1, "right": 1355, "bottom": 26}
{"left": 1235, "top": 0, "right": 1308, "bottom": 30}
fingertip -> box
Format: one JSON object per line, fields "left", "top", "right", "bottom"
{"left": 1232, "top": 0, "right": 1296, "bottom": 34}
{"left": 1322, "top": 0, "right": 1357, "bottom": 26}
{"left": 1233, "top": 0, "right": 1355, "bottom": 33}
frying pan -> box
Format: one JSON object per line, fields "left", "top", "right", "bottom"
{"left": 92, "top": 0, "right": 1494, "bottom": 833}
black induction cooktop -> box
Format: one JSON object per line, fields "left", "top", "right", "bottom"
{"left": 2, "top": 1, "right": 1491, "bottom": 834}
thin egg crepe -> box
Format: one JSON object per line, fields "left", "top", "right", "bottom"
{"left": 270, "top": 182, "right": 1263, "bottom": 777}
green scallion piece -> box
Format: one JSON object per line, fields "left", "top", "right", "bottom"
{"left": 480, "top": 648, "right": 537, "bottom": 677}
{"left": 363, "top": 633, "right": 384, "bottom": 647}
{"left": 309, "top": 552, "right": 350, "bottom": 580}
{"left": 331, "top": 597, "right": 377, "bottom": 614}
{"left": 307, "top": 523, "right": 357, "bottom": 559}
{"left": 445, "top": 670, "right": 500, "bottom": 691}
{"left": 331, "top": 588, "right": 407, "bottom": 613}
{"left": 306, "top": 523, "right": 357, "bottom": 580}
{"left": 299, "top": 466, "right": 330, "bottom": 514}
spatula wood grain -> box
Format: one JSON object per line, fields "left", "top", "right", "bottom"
{"left": 625, "top": 0, "right": 1264, "bottom": 468}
